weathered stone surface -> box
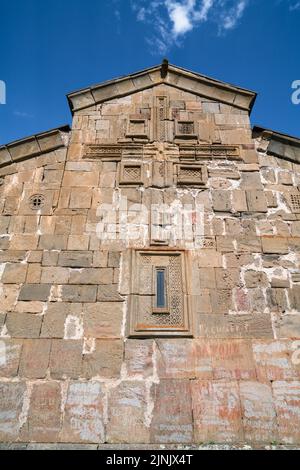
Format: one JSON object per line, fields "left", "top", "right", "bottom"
{"left": 97, "top": 284, "right": 124, "bottom": 301}
{"left": 19, "top": 339, "right": 51, "bottom": 378}
{"left": 1, "top": 65, "right": 300, "bottom": 447}
{"left": 82, "top": 339, "right": 123, "bottom": 379}
{"left": 1, "top": 263, "right": 27, "bottom": 284}
{"left": 196, "top": 313, "right": 273, "bottom": 339}
{"left": 150, "top": 380, "right": 193, "bottom": 444}
{"left": 272, "top": 381, "right": 300, "bottom": 444}
{"left": 5, "top": 313, "right": 42, "bottom": 338}
{"left": 276, "top": 314, "right": 300, "bottom": 339}
{"left": 58, "top": 251, "right": 93, "bottom": 268}
{"left": 210, "top": 339, "right": 256, "bottom": 380}
{"left": 239, "top": 381, "right": 277, "bottom": 443}
{"left": 253, "top": 340, "right": 300, "bottom": 382}
{"left": 61, "top": 381, "right": 105, "bottom": 443}
{"left": 21, "top": 382, "right": 62, "bottom": 442}
{"left": 0, "top": 339, "right": 23, "bottom": 377}
{"left": 50, "top": 340, "right": 83, "bottom": 379}
{"left": 107, "top": 382, "right": 149, "bottom": 444}
{"left": 61, "top": 285, "right": 97, "bottom": 302}
{"left": 83, "top": 303, "right": 123, "bottom": 338}
{"left": 244, "top": 270, "right": 269, "bottom": 288}
{"left": 191, "top": 380, "right": 243, "bottom": 443}
{"left": 40, "top": 303, "right": 67, "bottom": 338}
{"left": 18, "top": 284, "right": 51, "bottom": 301}
{"left": 156, "top": 339, "right": 212, "bottom": 379}
{"left": 0, "top": 381, "right": 25, "bottom": 441}
{"left": 125, "top": 339, "right": 153, "bottom": 378}
{"left": 262, "top": 237, "right": 289, "bottom": 254}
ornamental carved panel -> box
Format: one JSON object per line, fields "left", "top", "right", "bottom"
{"left": 128, "top": 250, "right": 192, "bottom": 337}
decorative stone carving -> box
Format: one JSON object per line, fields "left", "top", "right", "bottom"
{"left": 179, "top": 144, "right": 241, "bottom": 161}
{"left": 126, "top": 118, "right": 149, "bottom": 139}
{"left": 175, "top": 120, "right": 197, "bottom": 139}
{"left": 176, "top": 164, "right": 208, "bottom": 187}
{"left": 118, "top": 162, "right": 144, "bottom": 186}
{"left": 128, "top": 250, "right": 192, "bottom": 337}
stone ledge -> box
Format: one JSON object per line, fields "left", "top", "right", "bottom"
{"left": 0, "top": 125, "right": 70, "bottom": 167}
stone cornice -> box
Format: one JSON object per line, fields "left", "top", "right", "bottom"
{"left": 0, "top": 125, "right": 70, "bottom": 168}
{"left": 67, "top": 61, "right": 257, "bottom": 114}
{"left": 253, "top": 126, "right": 300, "bottom": 164}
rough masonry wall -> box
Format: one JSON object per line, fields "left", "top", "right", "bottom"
{"left": 0, "top": 83, "right": 300, "bottom": 445}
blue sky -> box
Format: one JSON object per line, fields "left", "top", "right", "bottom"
{"left": 0, "top": 0, "right": 299, "bottom": 145}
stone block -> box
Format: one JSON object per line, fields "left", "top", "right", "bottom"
{"left": 288, "top": 286, "right": 300, "bottom": 311}
{"left": 107, "top": 381, "right": 149, "bottom": 444}
{"left": 97, "top": 284, "right": 124, "bottom": 302}
{"left": 69, "top": 268, "right": 113, "bottom": 285}
{"left": 197, "top": 250, "right": 222, "bottom": 268}
{"left": 67, "top": 235, "right": 90, "bottom": 250}
{"left": 69, "top": 188, "right": 92, "bottom": 209}
{"left": 225, "top": 253, "right": 254, "bottom": 268}
{"left": 232, "top": 190, "right": 248, "bottom": 212}
{"left": 191, "top": 380, "right": 243, "bottom": 443}
{"left": 18, "top": 284, "right": 51, "bottom": 301}
{"left": 210, "top": 339, "right": 256, "bottom": 380}
{"left": 215, "top": 268, "right": 240, "bottom": 289}
{"left": 62, "top": 171, "right": 99, "bottom": 187}
{"left": 26, "top": 264, "right": 42, "bottom": 283}
{"left": 246, "top": 190, "right": 268, "bottom": 212}
{"left": 272, "top": 381, "right": 300, "bottom": 444}
{"left": 41, "top": 267, "right": 69, "bottom": 284}
{"left": 266, "top": 288, "right": 289, "bottom": 312}
{"left": 61, "top": 285, "right": 97, "bottom": 302}
{"left": 108, "top": 251, "right": 121, "bottom": 267}
{"left": 216, "top": 236, "right": 235, "bottom": 252}
{"left": 82, "top": 339, "right": 123, "bottom": 379}
{"left": 156, "top": 339, "right": 213, "bottom": 379}
{"left": 38, "top": 235, "right": 68, "bottom": 250}
{"left": 212, "top": 190, "right": 231, "bottom": 212}
{"left": 1, "top": 263, "right": 27, "bottom": 284}
{"left": 5, "top": 313, "right": 42, "bottom": 338}
{"left": 61, "top": 381, "right": 105, "bottom": 444}
{"left": 19, "top": 339, "right": 51, "bottom": 378}
{"left": 21, "top": 382, "right": 62, "bottom": 443}
{"left": 198, "top": 268, "right": 216, "bottom": 288}
{"left": 10, "top": 234, "right": 38, "bottom": 250}
{"left": 150, "top": 380, "right": 193, "bottom": 444}
{"left": 196, "top": 313, "right": 273, "bottom": 339}
{"left": 253, "top": 340, "right": 300, "bottom": 382}
{"left": 0, "top": 339, "right": 23, "bottom": 377}
{"left": 83, "top": 303, "right": 123, "bottom": 338}
{"left": 244, "top": 270, "right": 269, "bottom": 288}
{"left": 276, "top": 314, "right": 300, "bottom": 339}
{"left": 50, "top": 340, "right": 83, "bottom": 379}
{"left": 40, "top": 303, "right": 67, "bottom": 338}
{"left": 0, "top": 382, "right": 25, "bottom": 441}
{"left": 210, "top": 289, "right": 233, "bottom": 314}
{"left": 262, "top": 237, "right": 289, "bottom": 254}
{"left": 239, "top": 381, "right": 277, "bottom": 443}
{"left": 125, "top": 340, "right": 153, "bottom": 378}
{"left": 58, "top": 251, "right": 92, "bottom": 267}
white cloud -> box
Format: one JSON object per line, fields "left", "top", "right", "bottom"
{"left": 289, "top": 1, "right": 300, "bottom": 10}
{"left": 130, "top": 0, "right": 249, "bottom": 53}
{"left": 128, "top": 0, "right": 299, "bottom": 54}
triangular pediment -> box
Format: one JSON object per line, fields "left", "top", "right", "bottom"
{"left": 67, "top": 61, "right": 257, "bottom": 114}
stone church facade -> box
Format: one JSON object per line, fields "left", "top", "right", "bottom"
{"left": 0, "top": 62, "right": 300, "bottom": 446}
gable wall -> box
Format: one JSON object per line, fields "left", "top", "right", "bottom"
{"left": 0, "top": 84, "right": 300, "bottom": 445}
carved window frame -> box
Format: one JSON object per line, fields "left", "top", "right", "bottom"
{"left": 128, "top": 249, "right": 193, "bottom": 338}
{"left": 176, "top": 163, "right": 208, "bottom": 187}
{"left": 126, "top": 118, "right": 149, "bottom": 139}
{"left": 118, "top": 161, "right": 144, "bottom": 187}
{"left": 175, "top": 120, "right": 197, "bottom": 139}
